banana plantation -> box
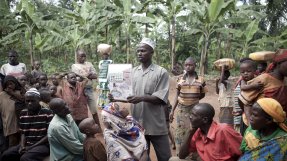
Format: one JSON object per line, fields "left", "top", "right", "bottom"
{"left": 0, "top": 0, "right": 286, "bottom": 75}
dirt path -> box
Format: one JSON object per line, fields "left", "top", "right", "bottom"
{"left": 94, "top": 76, "right": 223, "bottom": 161}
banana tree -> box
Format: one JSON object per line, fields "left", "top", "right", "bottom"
{"left": 0, "top": 0, "right": 45, "bottom": 67}
{"left": 150, "top": 0, "right": 184, "bottom": 68}
{"left": 186, "top": 0, "right": 235, "bottom": 74}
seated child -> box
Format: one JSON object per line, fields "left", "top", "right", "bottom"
{"left": 50, "top": 73, "right": 63, "bottom": 98}
{"left": 79, "top": 118, "right": 107, "bottom": 161}
{"left": 39, "top": 89, "right": 51, "bottom": 108}
{"left": 101, "top": 103, "right": 147, "bottom": 161}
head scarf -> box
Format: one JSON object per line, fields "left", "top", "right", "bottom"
{"left": 25, "top": 88, "right": 40, "bottom": 98}
{"left": 140, "top": 38, "right": 156, "bottom": 50}
{"left": 101, "top": 103, "right": 147, "bottom": 161}
{"left": 266, "top": 49, "right": 287, "bottom": 72}
{"left": 3, "top": 75, "right": 22, "bottom": 90}
{"left": 257, "top": 98, "right": 287, "bottom": 132}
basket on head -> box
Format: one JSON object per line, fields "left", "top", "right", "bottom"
{"left": 213, "top": 58, "right": 235, "bottom": 71}
{"left": 97, "top": 44, "right": 112, "bottom": 55}
{"left": 249, "top": 51, "right": 275, "bottom": 61}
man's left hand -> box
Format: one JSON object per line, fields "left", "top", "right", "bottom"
{"left": 127, "top": 96, "right": 143, "bottom": 104}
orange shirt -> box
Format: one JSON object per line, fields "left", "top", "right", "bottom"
{"left": 190, "top": 121, "right": 242, "bottom": 161}
{"left": 62, "top": 81, "right": 88, "bottom": 121}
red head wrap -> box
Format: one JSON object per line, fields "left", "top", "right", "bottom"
{"left": 266, "top": 49, "right": 287, "bottom": 73}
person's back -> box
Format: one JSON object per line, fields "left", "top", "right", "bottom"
{"left": 216, "top": 67, "right": 234, "bottom": 125}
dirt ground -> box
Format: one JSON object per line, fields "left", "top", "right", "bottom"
{"left": 93, "top": 76, "right": 226, "bottom": 161}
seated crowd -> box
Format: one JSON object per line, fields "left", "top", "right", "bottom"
{"left": 0, "top": 42, "right": 287, "bottom": 161}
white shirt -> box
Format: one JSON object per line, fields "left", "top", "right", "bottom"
{"left": 0, "top": 63, "right": 26, "bottom": 77}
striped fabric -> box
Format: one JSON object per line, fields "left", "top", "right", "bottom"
{"left": 177, "top": 75, "right": 207, "bottom": 106}
{"left": 19, "top": 108, "right": 53, "bottom": 146}
{"left": 233, "top": 84, "right": 242, "bottom": 125}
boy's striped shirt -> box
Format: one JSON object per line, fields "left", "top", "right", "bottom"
{"left": 19, "top": 108, "right": 53, "bottom": 146}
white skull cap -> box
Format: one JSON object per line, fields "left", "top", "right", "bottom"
{"left": 26, "top": 88, "right": 40, "bottom": 97}
{"left": 140, "top": 38, "right": 155, "bottom": 50}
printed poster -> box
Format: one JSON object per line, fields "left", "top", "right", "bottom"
{"left": 108, "top": 64, "right": 132, "bottom": 101}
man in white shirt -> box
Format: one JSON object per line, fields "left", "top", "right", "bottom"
{"left": 0, "top": 50, "right": 26, "bottom": 77}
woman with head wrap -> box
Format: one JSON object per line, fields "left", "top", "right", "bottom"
{"left": 102, "top": 103, "right": 148, "bottom": 161}
{"left": 239, "top": 49, "right": 287, "bottom": 114}
{"left": 240, "top": 98, "right": 287, "bottom": 160}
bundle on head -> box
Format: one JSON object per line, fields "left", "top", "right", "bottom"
{"left": 97, "top": 44, "right": 112, "bottom": 55}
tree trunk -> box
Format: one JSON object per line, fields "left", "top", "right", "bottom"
{"left": 87, "top": 44, "right": 93, "bottom": 59}
{"left": 154, "top": 37, "right": 158, "bottom": 64}
{"left": 225, "top": 33, "right": 232, "bottom": 58}
{"left": 145, "top": 24, "right": 148, "bottom": 37}
{"left": 199, "top": 34, "right": 209, "bottom": 75}
{"left": 105, "top": 25, "right": 109, "bottom": 43}
{"left": 29, "top": 32, "right": 34, "bottom": 70}
{"left": 74, "top": 46, "right": 78, "bottom": 63}
{"left": 168, "top": 21, "right": 172, "bottom": 59}
{"left": 126, "top": 35, "right": 130, "bottom": 63}
{"left": 171, "top": 15, "right": 176, "bottom": 69}
{"left": 216, "top": 33, "right": 222, "bottom": 59}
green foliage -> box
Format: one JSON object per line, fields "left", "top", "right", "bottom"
{"left": 0, "top": 0, "right": 286, "bottom": 76}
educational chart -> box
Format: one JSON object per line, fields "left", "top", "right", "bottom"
{"left": 107, "top": 64, "right": 132, "bottom": 101}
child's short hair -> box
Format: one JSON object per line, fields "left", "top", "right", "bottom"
{"left": 78, "top": 118, "right": 95, "bottom": 134}
{"left": 240, "top": 59, "right": 257, "bottom": 70}
{"left": 239, "top": 57, "right": 252, "bottom": 63}
{"left": 39, "top": 89, "right": 51, "bottom": 102}
{"left": 39, "top": 73, "right": 48, "bottom": 78}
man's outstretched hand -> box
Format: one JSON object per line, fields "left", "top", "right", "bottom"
{"left": 127, "top": 96, "right": 143, "bottom": 104}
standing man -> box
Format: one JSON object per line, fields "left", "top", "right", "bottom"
{"left": 127, "top": 38, "right": 171, "bottom": 161}
{"left": 71, "top": 49, "right": 101, "bottom": 130}
{"left": 1, "top": 88, "right": 53, "bottom": 161}
{"left": 48, "top": 98, "right": 85, "bottom": 161}
{"left": 0, "top": 50, "right": 26, "bottom": 77}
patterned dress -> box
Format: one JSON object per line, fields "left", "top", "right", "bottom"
{"left": 240, "top": 127, "right": 287, "bottom": 161}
